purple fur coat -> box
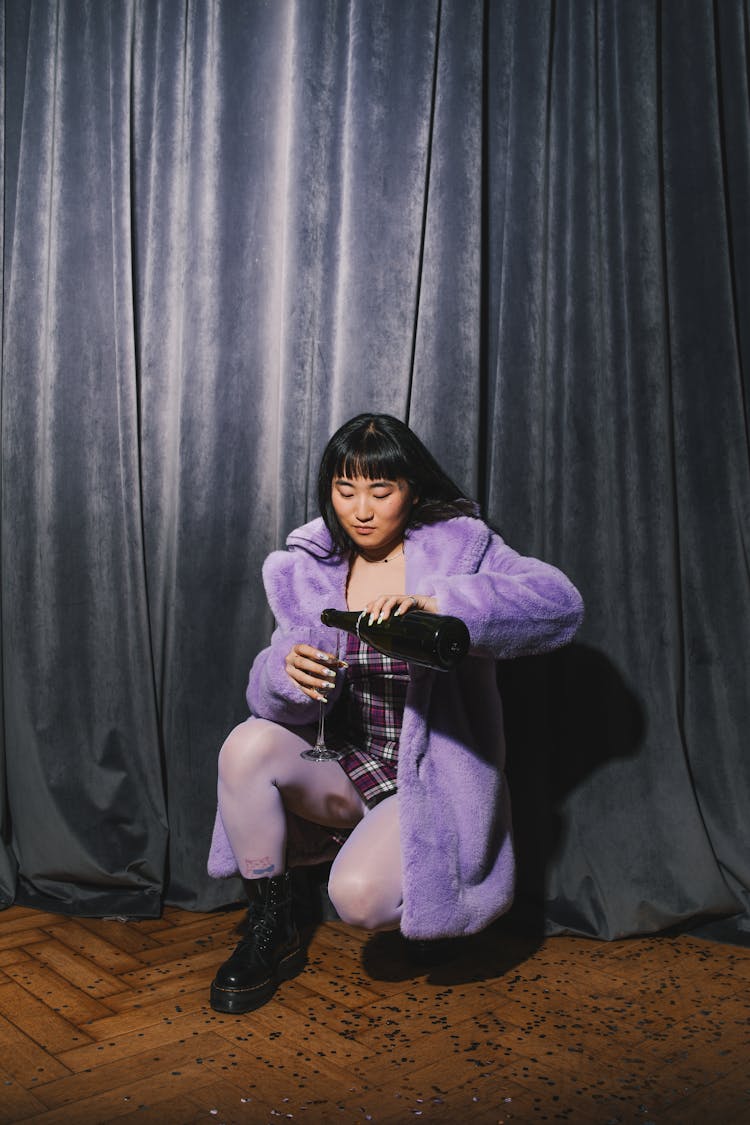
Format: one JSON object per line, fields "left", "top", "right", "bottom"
{"left": 207, "top": 515, "right": 583, "bottom": 939}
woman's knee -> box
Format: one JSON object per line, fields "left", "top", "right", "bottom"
{"left": 217, "top": 719, "right": 282, "bottom": 791}
{"left": 327, "top": 866, "right": 400, "bottom": 932}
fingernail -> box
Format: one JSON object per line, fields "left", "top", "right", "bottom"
{"left": 368, "top": 613, "right": 375, "bottom": 626}
{"left": 325, "top": 669, "right": 336, "bottom": 679}
{"left": 316, "top": 651, "right": 331, "bottom": 662}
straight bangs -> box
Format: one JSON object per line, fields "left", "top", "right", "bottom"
{"left": 334, "top": 443, "right": 412, "bottom": 487}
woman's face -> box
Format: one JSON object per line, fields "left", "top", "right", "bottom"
{"left": 331, "top": 474, "right": 415, "bottom": 558}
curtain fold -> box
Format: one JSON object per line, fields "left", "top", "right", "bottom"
{"left": 656, "top": 0, "right": 750, "bottom": 930}
{"left": 488, "top": 0, "right": 747, "bottom": 939}
{"left": 1, "top": 0, "right": 748, "bottom": 940}
{"left": 2, "top": 0, "right": 167, "bottom": 913}
{"left": 0, "top": 0, "right": 16, "bottom": 905}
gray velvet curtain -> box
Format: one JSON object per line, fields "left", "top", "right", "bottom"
{"left": 1, "top": 0, "right": 748, "bottom": 940}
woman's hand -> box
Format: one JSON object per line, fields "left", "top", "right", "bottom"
{"left": 363, "top": 594, "right": 438, "bottom": 625}
{"left": 285, "top": 643, "right": 346, "bottom": 702}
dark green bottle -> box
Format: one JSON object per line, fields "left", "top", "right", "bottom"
{"left": 320, "top": 608, "right": 470, "bottom": 671}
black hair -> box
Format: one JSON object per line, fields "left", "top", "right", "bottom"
{"left": 317, "top": 413, "right": 478, "bottom": 556}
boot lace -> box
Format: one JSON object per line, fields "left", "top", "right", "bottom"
{"left": 249, "top": 909, "right": 278, "bottom": 952}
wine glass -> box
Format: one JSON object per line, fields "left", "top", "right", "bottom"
{"left": 301, "top": 632, "right": 346, "bottom": 761}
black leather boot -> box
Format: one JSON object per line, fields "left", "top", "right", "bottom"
{"left": 210, "top": 871, "right": 305, "bottom": 1013}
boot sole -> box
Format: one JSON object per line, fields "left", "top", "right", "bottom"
{"left": 209, "top": 946, "right": 306, "bottom": 1014}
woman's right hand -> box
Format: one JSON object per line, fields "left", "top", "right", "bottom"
{"left": 285, "top": 643, "right": 345, "bottom": 702}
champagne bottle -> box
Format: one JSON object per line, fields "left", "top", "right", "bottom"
{"left": 320, "top": 607, "right": 470, "bottom": 671}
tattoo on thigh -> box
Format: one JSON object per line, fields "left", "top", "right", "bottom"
{"left": 244, "top": 855, "right": 275, "bottom": 878}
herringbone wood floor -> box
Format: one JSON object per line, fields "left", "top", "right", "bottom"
{"left": 0, "top": 903, "right": 748, "bottom": 1124}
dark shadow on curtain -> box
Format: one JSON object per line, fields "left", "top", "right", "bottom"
{"left": 501, "top": 644, "right": 743, "bottom": 942}
{"left": 502, "top": 646, "right": 647, "bottom": 938}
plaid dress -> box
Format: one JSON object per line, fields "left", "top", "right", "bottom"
{"left": 326, "top": 630, "right": 410, "bottom": 807}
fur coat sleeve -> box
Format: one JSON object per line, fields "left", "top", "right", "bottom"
{"left": 208, "top": 515, "right": 584, "bottom": 939}
{"left": 245, "top": 524, "right": 350, "bottom": 724}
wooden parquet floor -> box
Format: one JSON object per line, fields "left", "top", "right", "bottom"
{"left": 0, "top": 903, "right": 748, "bottom": 1124}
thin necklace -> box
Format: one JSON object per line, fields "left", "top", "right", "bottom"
{"left": 365, "top": 544, "right": 404, "bottom": 564}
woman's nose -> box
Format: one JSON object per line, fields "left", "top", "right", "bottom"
{"left": 355, "top": 497, "right": 373, "bottom": 521}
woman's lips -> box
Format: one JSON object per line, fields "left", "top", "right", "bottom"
{"left": 353, "top": 526, "right": 374, "bottom": 534}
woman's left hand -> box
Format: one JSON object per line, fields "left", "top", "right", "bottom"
{"left": 363, "top": 594, "right": 438, "bottom": 625}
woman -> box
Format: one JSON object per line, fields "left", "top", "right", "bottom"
{"left": 207, "top": 413, "right": 583, "bottom": 1013}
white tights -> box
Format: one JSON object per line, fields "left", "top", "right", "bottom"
{"left": 217, "top": 717, "right": 403, "bottom": 931}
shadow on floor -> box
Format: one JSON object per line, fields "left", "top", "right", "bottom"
{"left": 360, "top": 914, "right": 543, "bottom": 987}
